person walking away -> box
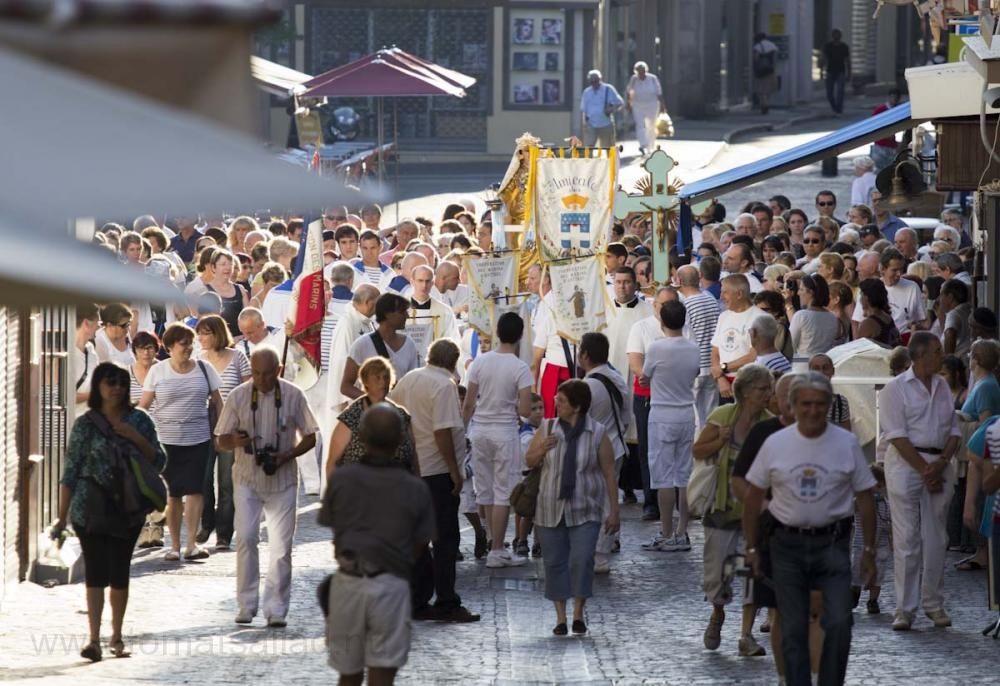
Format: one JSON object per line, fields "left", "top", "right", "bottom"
{"left": 463, "top": 313, "right": 534, "bottom": 567}
{"left": 743, "top": 372, "right": 878, "bottom": 686}
{"left": 625, "top": 61, "right": 664, "bottom": 154}
{"left": 389, "top": 339, "right": 480, "bottom": 623}
{"left": 55, "top": 362, "right": 167, "bottom": 661}
{"left": 319, "top": 403, "right": 435, "bottom": 686}
{"left": 820, "top": 29, "right": 851, "bottom": 115}
{"left": 878, "top": 332, "right": 960, "bottom": 631}
{"left": 752, "top": 33, "right": 779, "bottom": 115}
{"left": 640, "top": 300, "right": 700, "bottom": 552}
{"left": 525, "top": 380, "right": 620, "bottom": 635}
{"left": 579, "top": 69, "right": 623, "bottom": 147}
{"left": 215, "top": 346, "right": 320, "bottom": 627}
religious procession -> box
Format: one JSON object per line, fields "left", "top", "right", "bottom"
{"left": 4, "top": 2, "right": 1000, "bottom": 686}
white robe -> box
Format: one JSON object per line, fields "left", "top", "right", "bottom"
{"left": 324, "top": 304, "right": 374, "bottom": 425}
{"left": 605, "top": 297, "right": 653, "bottom": 441}
{"left": 626, "top": 73, "right": 662, "bottom": 151}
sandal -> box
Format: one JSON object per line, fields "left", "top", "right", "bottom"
{"left": 164, "top": 550, "right": 180, "bottom": 561}
{"left": 955, "top": 556, "right": 985, "bottom": 571}
{"left": 184, "top": 546, "right": 210, "bottom": 561}
{"left": 80, "top": 641, "right": 102, "bottom": 662}
{"left": 552, "top": 622, "right": 568, "bottom": 636}
{"left": 110, "top": 638, "right": 130, "bottom": 658}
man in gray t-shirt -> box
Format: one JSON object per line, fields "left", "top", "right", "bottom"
{"left": 319, "top": 403, "right": 435, "bottom": 682}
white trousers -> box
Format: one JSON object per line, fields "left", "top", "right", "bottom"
{"left": 300, "top": 377, "right": 326, "bottom": 495}
{"left": 235, "top": 481, "right": 298, "bottom": 620}
{"left": 693, "top": 374, "right": 719, "bottom": 436}
{"left": 884, "top": 452, "right": 954, "bottom": 615}
{"left": 632, "top": 102, "right": 658, "bottom": 150}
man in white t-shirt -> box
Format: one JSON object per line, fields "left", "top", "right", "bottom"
{"left": 851, "top": 248, "right": 927, "bottom": 335}
{"left": 341, "top": 293, "right": 421, "bottom": 400}
{"left": 73, "top": 303, "right": 101, "bottom": 419}
{"left": 742, "top": 372, "right": 877, "bottom": 686}
{"left": 390, "top": 339, "right": 480, "bottom": 623}
{"left": 641, "top": 300, "right": 700, "bottom": 553}
{"left": 463, "top": 312, "right": 534, "bottom": 568}
{"left": 711, "top": 275, "right": 762, "bottom": 400}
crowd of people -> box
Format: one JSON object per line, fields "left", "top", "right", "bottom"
{"left": 51, "top": 190, "right": 1000, "bottom": 685}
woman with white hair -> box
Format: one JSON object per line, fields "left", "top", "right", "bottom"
{"left": 932, "top": 224, "right": 961, "bottom": 253}
{"left": 626, "top": 61, "right": 665, "bottom": 155}
{"left": 850, "top": 156, "right": 877, "bottom": 206}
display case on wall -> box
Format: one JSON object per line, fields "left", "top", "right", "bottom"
{"left": 503, "top": 6, "right": 573, "bottom": 111}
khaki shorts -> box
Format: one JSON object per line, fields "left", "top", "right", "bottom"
{"left": 326, "top": 571, "right": 411, "bottom": 674}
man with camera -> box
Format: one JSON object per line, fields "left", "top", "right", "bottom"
{"left": 215, "top": 346, "right": 320, "bottom": 627}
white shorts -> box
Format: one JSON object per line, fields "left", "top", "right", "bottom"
{"left": 470, "top": 425, "right": 521, "bottom": 506}
{"left": 647, "top": 420, "right": 695, "bottom": 489}
{"left": 326, "top": 572, "right": 411, "bottom": 674}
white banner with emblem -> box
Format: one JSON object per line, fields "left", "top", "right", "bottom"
{"left": 528, "top": 148, "right": 618, "bottom": 262}
{"left": 463, "top": 252, "right": 521, "bottom": 336}
{"left": 403, "top": 314, "right": 438, "bottom": 362}
{"left": 546, "top": 255, "right": 607, "bottom": 344}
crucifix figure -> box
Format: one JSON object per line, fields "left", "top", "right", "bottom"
{"left": 613, "top": 149, "right": 679, "bottom": 285}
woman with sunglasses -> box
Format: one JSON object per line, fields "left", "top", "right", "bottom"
{"left": 95, "top": 303, "right": 136, "bottom": 366}
{"left": 795, "top": 227, "right": 826, "bottom": 269}
{"left": 56, "top": 361, "right": 167, "bottom": 661}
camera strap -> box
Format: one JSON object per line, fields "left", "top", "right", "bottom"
{"left": 250, "top": 383, "right": 283, "bottom": 454}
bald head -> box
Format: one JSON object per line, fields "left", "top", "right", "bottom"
{"left": 676, "top": 264, "right": 700, "bottom": 289}
{"left": 360, "top": 402, "right": 403, "bottom": 461}
{"left": 400, "top": 251, "right": 429, "bottom": 279}
{"left": 435, "top": 261, "right": 460, "bottom": 293}
{"left": 353, "top": 283, "right": 380, "bottom": 317}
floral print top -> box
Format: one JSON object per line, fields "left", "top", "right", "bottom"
{"left": 61, "top": 408, "right": 167, "bottom": 529}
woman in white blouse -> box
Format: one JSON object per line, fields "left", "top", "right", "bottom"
{"left": 525, "top": 380, "right": 619, "bottom": 636}
{"left": 625, "top": 61, "right": 665, "bottom": 155}
{"left": 95, "top": 303, "right": 136, "bottom": 366}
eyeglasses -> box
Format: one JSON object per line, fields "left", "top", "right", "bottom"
{"left": 803, "top": 239, "right": 823, "bottom": 244}
{"left": 817, "top": 201, "right": 835, "bottom": 207}
{"left": 111, "top": 320, "right": 132, "bottom": 328}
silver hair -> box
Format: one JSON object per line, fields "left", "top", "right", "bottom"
{"left": 852, "top": 155, "right": 875, "bottom": 171}
{"left": 587, "top": 69, "right": 602, "bottom": 80}
{"left": 735, "top": 212, "right": 757, "bottom": 228}
{"left": 328, "top": 261, "right": 355, "bottom": 286}
{"left": 353, "top": 283, "right": 379, "bottom": 305}
{"left": 788, "top": 371, "right": 833, "bottom": 405}
{"left": 932, "top": 224, "right": 960, "bottom": 248}
{"left": 732, "top": 363, "right": 774, "bottom": 404}
{"left": 838, "top": 228, "right": 860, "bottom": 246}
{"left": 249, "top": 344, "right": 280, "bottom": 368}
{"left": 633, "top": 61, "right": 649, "bottom": 72}
{"left": 749, "top": 313, "right": 779, "bottom": 343}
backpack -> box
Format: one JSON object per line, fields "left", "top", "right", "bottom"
{"left": 754, "top": 50, "right": 775, "bottom": 78}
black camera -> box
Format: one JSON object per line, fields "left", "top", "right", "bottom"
{"left": 255, "top": 447, "right": 279, "bottom": 476}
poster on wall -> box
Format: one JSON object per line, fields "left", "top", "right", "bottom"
{"left": 513, "top": 84, "right": 538, "bottom": 104}
{"left": 541, "top": 18, "right": 562, "bottom": 44}
{"left": 542, "top": 79, "right": 561, "bottom": 105}
{"left": 513, "top": 17, "right": 534, "bottom": 44}
{"left": 513, "top": 52, "right": 539, "bottom": 71}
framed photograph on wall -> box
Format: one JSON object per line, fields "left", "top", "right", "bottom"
{"left": 513, "top": 84, "right": 539, "bottom": 104}
{"left": 540, "top": 18, "right": 563, "bottom": 45}
{"left": 544, "top": 52, "right": 559, "bottom": 72}
{"left": 512, "top": 52, "right": 539, "bottom": 71}
{"left": 512, "top": 17, "right": 534, "bottom": 44}
{"left": 542, "top": 79, "right": 561, "bottom": 105}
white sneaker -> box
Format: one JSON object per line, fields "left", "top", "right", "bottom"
{"left": 486, "top": 550, "right": 527, "bottom": 568}
{"left": 661, "top": 536, "right": 684, "bottom": 552}
{"left": 641, "top": 533, "right": 667, "bottom": 551}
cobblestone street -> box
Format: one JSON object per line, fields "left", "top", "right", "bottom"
{"left": 0, "top": 490, "right": 996, "bottom": 685}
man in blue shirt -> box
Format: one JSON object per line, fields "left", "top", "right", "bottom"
{"left": 871, "top": 189, "right": 908, "bottom": 242}
{"left": 579, "top": 69, "right": 623, "bottom": 148}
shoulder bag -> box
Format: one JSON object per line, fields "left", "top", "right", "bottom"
{"left": 687, "top": 428, "right": 720, "bottom": 517}
{"left": 509, "top": 419, "right": 552, "bottom": 518}
{"left": 198, "top": 360, "right": 218, "bottom": 433}
{"left": 590, "top": 372, "right": 626, "bottom": 452}
{"left": 87, "top": 410, "right": 167, "bottom": 514}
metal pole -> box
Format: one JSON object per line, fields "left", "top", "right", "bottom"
{"left": 394, "top": 98, "right": 400, "bottom": 226}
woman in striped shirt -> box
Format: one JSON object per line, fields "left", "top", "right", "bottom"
{"left": 140, "top": 323, "right": 223, "bottom": 561}
{"left": 525, "top": 379, "right": 620, "bottom": 636}
{"left": 196, "top": 315, "right": 251, "bottom": 551}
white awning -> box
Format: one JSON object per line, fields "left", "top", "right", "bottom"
{"left": 905, "top": 61, "right": 1000, "bottom": 120}
{"left": 250, "top": 55, "right": 312, "bottom": 97}
{"left": 0, "top": 45, "right": 372, "bottom": 228}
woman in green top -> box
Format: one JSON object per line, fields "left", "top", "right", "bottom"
{"left": 692, "top": 364, "right": 773, "bottom": 658}
{"left": 55, "top": 362, "right": 167, "bottom": 662}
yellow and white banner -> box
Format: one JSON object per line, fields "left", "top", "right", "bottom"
{"left": 547, "top": 255, "right": 607, "bottom": 344}
{"left": 528, "top": 148, "right": 618, "bottom": 262}
{"left": 464, "top": 252, "right": 521, "bottom": 336}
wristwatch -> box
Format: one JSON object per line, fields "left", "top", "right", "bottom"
{"left": 721, "top": 362, "right": 730, "bottom": 375}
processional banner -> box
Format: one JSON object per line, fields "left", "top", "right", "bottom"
{"left": 546, "top": 255, "right": 607, "bottom": 345}
{"left": 528, "top": 148, "right": 619, "bottom": 262}
{"left": 464, "top": 252, "right": 521, "bottom": 336}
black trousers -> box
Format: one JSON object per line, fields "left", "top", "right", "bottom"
{"left": 632, "top": 394, "right": 658, "bottom": 513}
{"left": 412, "top": 473, "right": 461, "bottom": 610}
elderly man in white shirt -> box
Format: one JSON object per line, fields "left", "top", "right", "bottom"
{"left": 579, "top": 69, "right": 623, "bottom": 147}
{"left": 878, "top": 332, "right": 960, "bottom": 631}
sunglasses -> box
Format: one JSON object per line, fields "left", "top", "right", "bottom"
{"left": 817, "top": 201, "right": 835, "bottom": 207}
{"left": 803, "top": 238, "right": 823, "bottom": 244}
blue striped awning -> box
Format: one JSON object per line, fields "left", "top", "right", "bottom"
{"left": 679, "top": 102, "right": 915, "bottom": 204}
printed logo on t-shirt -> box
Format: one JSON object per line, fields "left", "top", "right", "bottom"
{"left": 791, "top": 464, "right": 827, "bottom": 503}
{"left": 720, "top": 326, "right": 743, "bottom": 354}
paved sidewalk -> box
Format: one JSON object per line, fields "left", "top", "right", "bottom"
{"left": 0, "top": 490, "right": 995, "bottom": 685}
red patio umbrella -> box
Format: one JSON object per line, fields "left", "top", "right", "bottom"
{"left": 300, "top": 48, "right": 476, "bottom": 189}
